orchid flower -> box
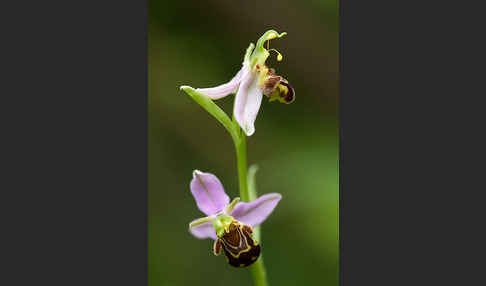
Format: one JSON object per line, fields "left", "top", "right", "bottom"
{"left": 182, "top": 30, "right": 295, "bottom": 136}
{"left": 188, "top": 170, "right": 282, "bottom": 267}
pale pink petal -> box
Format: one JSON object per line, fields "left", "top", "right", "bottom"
{"left": 233, "top": 65, "right": 262, "bottom": 136}
{"left": 190, "top": 170, "right": 230, "bottom": 216}
{"left": 196, "top": 67, "right": 244, "bottom": 100}
{"left": 231, "top": 193, "right": 282, "bottom": 227}
{"left": 189, "top": 218, "right": 217, "bottom": 240}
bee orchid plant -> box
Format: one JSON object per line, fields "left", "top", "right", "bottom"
{"left": 180, "top": 30, "right": 294, "bottom": 286}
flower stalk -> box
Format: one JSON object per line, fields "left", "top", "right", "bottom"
{"left": 250, "top": 258, "right": 268, "bottom": 286}
{"left": 232, "top": 129, "right": 268, "bottom": 286}
{"left": 234, "top": 132, "right": 249, "bottom": 202}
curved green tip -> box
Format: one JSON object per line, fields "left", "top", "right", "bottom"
{"left": 255, "top": 30, "right": 287, "bottom": 51}
{"left": 250, "top": 30, "right": 288, "bottom": 68}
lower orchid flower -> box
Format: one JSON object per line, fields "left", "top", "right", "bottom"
{"left": 188, "top": 170, "right": 282, "bottom": 267}
{"left": 182, "top": 30, "right": 295, "bottom": 136}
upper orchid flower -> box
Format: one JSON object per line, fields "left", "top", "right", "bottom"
{"left": 187, "top": 30, "right": 295, "bottom": 136}
{"left": 188, "top": 170, "right": 282, "bottom": 267}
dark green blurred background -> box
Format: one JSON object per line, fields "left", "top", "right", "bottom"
{"left": 149, "top": 1, "right": 338, "bottom": 285}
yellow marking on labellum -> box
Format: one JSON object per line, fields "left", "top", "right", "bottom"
{"left": 278, "top": 84, "right": 289, "bottom": 95}
{"left": 224, "top": 237, "right": 252, "bottom": 259}
{"left": 220, "top": 223, "right": 255, "bottom": 259}
{"left": 228, "top": 247, "right": 251, "bottom": 258}
{"left": 220, "top": 221, "right": 261, "bottom": 268}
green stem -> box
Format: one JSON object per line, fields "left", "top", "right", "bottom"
{"left": 232, "top": 131, "right": 269, "bottom": 286}
{"left": 250, "top": 258, "right": 268, "bottom": 286}
{"left": 234, "top": 134, "right": 249, "bottom": 202}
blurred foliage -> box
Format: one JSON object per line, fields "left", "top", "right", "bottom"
{"left": 149, "top": 0, "right": 338, "bottom": 285}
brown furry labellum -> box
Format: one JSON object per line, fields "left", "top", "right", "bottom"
{"left": 262, "top": 69, "right": 295, "bottom": 104}
{"left": 278, "top": 79, "right": 295, "bottom": 103}
{"left": 213, "top": 221, "right": 261, "bottom": 268}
